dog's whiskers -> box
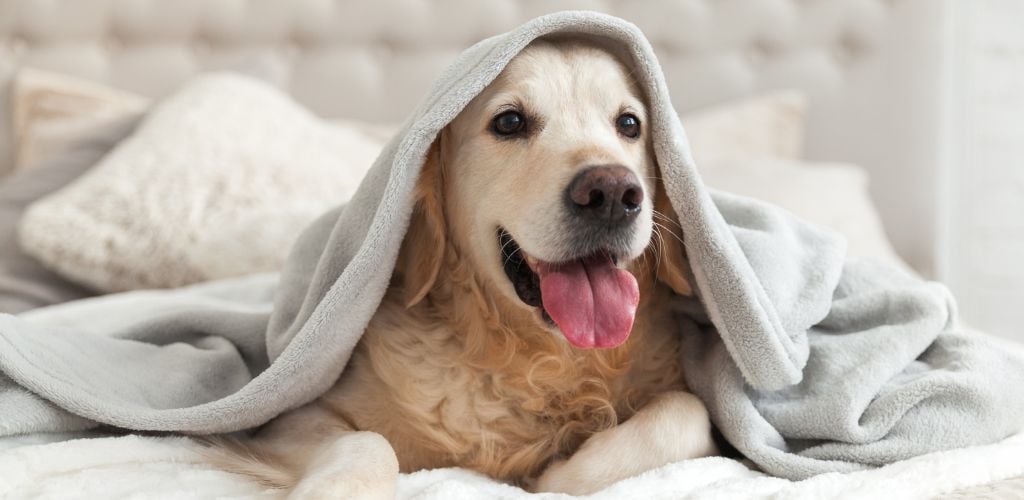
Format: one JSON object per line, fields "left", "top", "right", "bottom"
{"left": 648, "top": 222, "right": 668, "bottom": 284}
{"left": 652, "top": 220, "right": 685, "bottom": 247}
{"left": 652, "top": 210, "right": 683, "bottom": 232}
{"left": 499, "top": 238, "right": 522, "bottom": 268}
{"left": 651, "top": 210, "right": 684, "bottom": 235}
{"left": 502, "top": 248, "right": 522, "bottom": 268}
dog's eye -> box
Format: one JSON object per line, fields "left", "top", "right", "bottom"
{"left": 616, "top": 113, "right": 641, "bottom": 139}
{"left": 492, "top": 111, "right": 526, "bottom": 136}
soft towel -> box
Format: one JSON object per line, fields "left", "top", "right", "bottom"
{"left": 1, "top": 11, "right": 1023, "bottom": 481}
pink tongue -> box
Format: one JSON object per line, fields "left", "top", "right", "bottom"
{"left": 536, "top": 255, "right": 639, "bottom": 349}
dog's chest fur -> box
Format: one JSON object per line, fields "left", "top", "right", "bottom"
{"left": 316, "top": 268, "right": 685, "bottom": 483}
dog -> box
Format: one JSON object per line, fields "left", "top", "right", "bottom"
{"left": 211, "top": 37, "right": 719, "bottom": 498}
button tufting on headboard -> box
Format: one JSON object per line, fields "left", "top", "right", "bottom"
{"left": 832, "top": 34, "right": 863, "bottom": 65}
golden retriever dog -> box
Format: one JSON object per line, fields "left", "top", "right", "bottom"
{"left": 213, "top": 37, "right": 718, "bottom": 498}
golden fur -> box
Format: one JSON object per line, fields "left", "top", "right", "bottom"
{"left": 208, "top": 38, "right": 716, "bottom": 498}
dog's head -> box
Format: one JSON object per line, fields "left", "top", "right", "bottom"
{"left": 400, "top": 38, "right": 691, "bottom": 349}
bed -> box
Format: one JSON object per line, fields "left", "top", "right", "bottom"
{"left": 2, "top": 1, "right": 1022, "bottom": 498}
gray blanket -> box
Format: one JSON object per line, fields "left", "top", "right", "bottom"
{"left": 1, "top": 11, "right": 1023, "bottom": 481}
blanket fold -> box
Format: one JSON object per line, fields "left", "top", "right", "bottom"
{"left": 1, "top": 10, "right": 1023, "bottom": 480}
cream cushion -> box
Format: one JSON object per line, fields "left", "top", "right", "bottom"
{"left": 19, "top": 74, "right": 384, "bottom": 291}
{"left": 684, "top": 90, "right": 805, "bottom": 164}
{"left": 14, "top": 72, "right": 809, "bottom": 292}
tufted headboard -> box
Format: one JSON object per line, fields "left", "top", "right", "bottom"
{"left": 0, "top": 0, "right": 947, "bottom": 276}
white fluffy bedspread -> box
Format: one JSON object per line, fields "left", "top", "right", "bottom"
{"left": 2, "top": 430, "right": 1023, "bottom": 499}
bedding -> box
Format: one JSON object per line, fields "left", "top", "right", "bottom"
{"left": 17, "top": 75, "right": 385, "bottom": 292}
{"left": 14, "top": 74, "right": 808, "bottom": 294}
{"left": 0, "top": 67, "right": 279, "bottom": 313}
{"left": 1, "top": 11, "right": 1023, "bottom": 487}
{"left": 1, "top": 428, "right": 1022, "bottom": 499}
{"left": 0, "top": 114, "right": 139, "bottom": 314}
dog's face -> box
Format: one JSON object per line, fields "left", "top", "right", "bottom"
{"left": 447, "top": 41, "right": 655, "bottom": 266}
{"left": 404, "top": 39, "right": 689, "bottom": 350}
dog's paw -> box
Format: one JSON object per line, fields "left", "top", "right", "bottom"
{"left": 289, "top": 431, "right": 399, "bottom": 500}
{"left": 535, "top": 391, "right": 718, "bottom": 496}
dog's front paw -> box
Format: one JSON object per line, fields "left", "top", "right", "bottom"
{"left": 535, "top": 391, "right": 718, "bottom": 496}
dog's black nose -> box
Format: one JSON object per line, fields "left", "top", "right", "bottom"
{"left": 566, "top": 165, "right": 643, "bottom": 226}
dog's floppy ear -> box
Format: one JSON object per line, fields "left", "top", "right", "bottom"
{"left": 653, "top": 177, "right": 694, "bottom": 297}
{"left": 399, "top": 136, "right": 447, "bottom": 307}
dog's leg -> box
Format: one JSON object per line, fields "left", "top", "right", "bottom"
{"left": 534, "top": 391, "right": 718, "bottom": 495}
{"left": 208, "top": 403, "right": 399, "bottom": 500}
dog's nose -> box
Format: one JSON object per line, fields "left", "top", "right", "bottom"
{"left": 566, "top": 165, "right": 644, "bottom": 226}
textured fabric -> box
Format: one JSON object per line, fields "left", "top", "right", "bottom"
{"left": 0, "top": 114, "right": 139, "bottom": 314}
{"left": 3, "top": 66, "right": 291, "bottom": 311}
{"left": 0, "top": 12, "right": 1022, "bottom": 481}
{"left": 18, "top": 75, "right": 386, "bottom": 292}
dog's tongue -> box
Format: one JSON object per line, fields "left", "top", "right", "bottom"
{"left": 536, "top": 255, "right": 639, "bottom": 349}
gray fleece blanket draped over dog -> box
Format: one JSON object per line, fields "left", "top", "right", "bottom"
{"left": 1, "top": 11, "right": 1023, "bottom": 481}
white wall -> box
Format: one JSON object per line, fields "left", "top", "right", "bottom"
{"left": 941, "top": 0, "right": 1024, "bottom": 342}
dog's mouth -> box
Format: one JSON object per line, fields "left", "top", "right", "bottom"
{"left": 499, "top": 228, "right": 639, "bottom": 349}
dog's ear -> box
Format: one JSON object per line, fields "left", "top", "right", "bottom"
{"left": 653, "top": 178, "right": 694, "bottom": 297}
{"left": 400, "top": 137, "right": 447, "bottom": 307}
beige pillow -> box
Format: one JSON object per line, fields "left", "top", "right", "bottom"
{"left": 11, "top": 69, "right": 149, "bottom": 173}
{"left": 14, "top": 69, "right": 806, "bottom": 292}
{"left": 700, "top": 157, "right": 908, "bottom": 269}
{"left": 683, "top": 90, "right": 805, "bottom": 164}
{"left": 19, "top": 74, "right": 388, "bottom": 292}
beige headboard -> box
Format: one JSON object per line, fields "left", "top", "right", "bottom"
{"left": 0, "top": 0, "right": 947, "bottom": 276}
